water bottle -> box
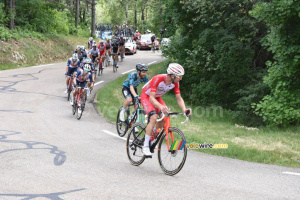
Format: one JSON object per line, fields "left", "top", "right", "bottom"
{"left": 145, "top": 114, "right": 148, "bottom": 123}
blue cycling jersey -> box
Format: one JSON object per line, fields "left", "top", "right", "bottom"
{"left": 123, "top": 72, "right": 148, "bottom": 88}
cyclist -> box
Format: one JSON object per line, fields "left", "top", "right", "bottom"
{"left": 81, "top": 46, "right": 88, "bottom": 59}
{"left": 105, "top": 38, "right": 111, "bottom": 64}
{"left": 111, "top": 40, "right": 120, "bottom": 68}
{"left": 119, "top": 63, "right": 149, "bottom": 121}
{"left": 89, "top": 43, "right": 100, "bottom": 71}
{"left": 119, "top": 35, "right": 125, "bottom": 59}
{"left": 88, "top": 37, "right": 94, "bottom": 49}
{"left": 151, "top": 34, "right": 156, "bottom": 49}
{"left": 140, "top": 63, "right": 192, "bottom": 157}
{"left": 80, "top": 57, "right": 95, "bottom": 83}
{"left": 97, "top": 40, "right": 106, "bottom": 71}
{"left": 65, "top": 53, "right": 80, "bottom": 93}
{"left": 70, "top": 64, "right": 94, "bottom": 106}
{"left": 74, "top": 46, "right": 84, "bottom": 62}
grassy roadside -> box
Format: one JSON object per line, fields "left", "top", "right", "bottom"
{"left": 96, "top": 61, "right": 300, "bottom": 168}
{"left": 0, "top": 35, "right": 88, "bottom": 70}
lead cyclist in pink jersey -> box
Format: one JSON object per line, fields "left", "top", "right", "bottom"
{"left": 140, "top": 63, "right": 192, "bottom": 156}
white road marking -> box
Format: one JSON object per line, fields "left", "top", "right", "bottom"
{"left": 94, "top": 81, "right": 104, "bottom": 86}
{"left": 147, "top": 61, "right": 157, "bottom": 65}
{"left": 102, "top": 130, "right": 126, "bottom": 141}
{"left": 121, "top": 69, "right": 136, "bottom": 74}
{"left": 283, "top": 172, "right": 300, "bottom": 176}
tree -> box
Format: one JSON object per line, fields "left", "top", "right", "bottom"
{"left": 91, "top": 0, "right": 96, "bottom": 36}
{"left": 9, "top": 0, "right": 15, "bottom": 29}
{"left": 75, "top": 0, "right": 79, "bottom": 29}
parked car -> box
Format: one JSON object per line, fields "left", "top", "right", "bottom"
{"left": 124, "top": 37, "right": 137, "bottom": 55}
{"left": 161, "top": 38, "right": 170, "bottom": 47}
{"left": 136, "top": 34, "right": 159, "bottom": 50}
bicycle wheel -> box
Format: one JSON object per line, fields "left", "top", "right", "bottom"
{"left": 157, "top": 127, "right": 187, "bottom": 176}
{"left": 116, "top": 107, "right": 129, "bottom": 137}
{"left": 72, "top": 100, "right": 76, "bottom": 115}
{"left": 76, "top": 95, "right": 84, "bottom": 120}
{"left": 126, "top": 122, "right": 146, "bottom": 166}
{"left": 113, "top": 63, "right": 116, "bottom": 73}
{"left": 67, "top": 79, "right": 72, "bottom": 101}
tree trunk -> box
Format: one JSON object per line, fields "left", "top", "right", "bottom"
{"left": 91, "top": 0, "right": 96, "bottom": 36}
{"left": 134, "top": 1, "right": 137, "bottom": 28}
{"left": 75, "top": 0, "right": 79, "bottom": 30}
{"left": 9, "top": 0, "right": 15, "bottom": 30}
{"left": 125, "top": 4, "right": 128, "bottom": 25}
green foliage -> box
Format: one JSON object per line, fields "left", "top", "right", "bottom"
{"left": 0, "top": 0, "right": 90, "bottom": 39}
{"left": 0, "top": 3, "right": 5, "bottom": 24}
{"left": 251, "top": 0, "right": 300, "bottom": 126}
{"left": 160, "top": 0, "right": 270, "bottom": 126}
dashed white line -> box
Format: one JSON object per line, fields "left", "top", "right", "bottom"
{"left": 283, "top": 172, "right": 300, "bottom": 176}
{"left": 121, "top": 69, "right": 136, "bottom": 74}
{"left": 102, "top": 130, "right": 127, "bottom": 141}
{"left": 94, "top": 81, "right": 104, "bottom": 86}
{"left": 147, "top": 61, "right": 157, "bottom": 65}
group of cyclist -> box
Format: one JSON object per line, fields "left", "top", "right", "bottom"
{"left": 65, "top": 34, "right": 192, "bottom": 157}
{"left": 64, "top": 35, "right": 128, "bottom": 108}
{"left": 119, "top": 62, "right": 192, "bottom": 157}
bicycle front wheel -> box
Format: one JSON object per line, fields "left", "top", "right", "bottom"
{"left": 116, "top": 107, "right": 129, "bottom": 137}
{"left": 76, "top": 95, "right": 84, "bottom": 120}
{"left": 158, "top": 127, "right": 187, "bottom": 176}
{"left": 126, "top": 122, "right": 146, "bottom": 166}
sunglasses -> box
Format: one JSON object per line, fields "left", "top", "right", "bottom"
{"left": 176, "top": 75, "right": 183, "bottom": 80}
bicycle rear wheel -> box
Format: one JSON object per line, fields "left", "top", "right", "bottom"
{"left": 157, "top": 127, "right": 187, "bottom": 176}
{"left": 116, "top": 107, "right": 129, "bottom": 137}
{"left": 126, "top": 122, "right": 146, "bottom": 166}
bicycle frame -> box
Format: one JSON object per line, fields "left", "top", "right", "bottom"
{"left": 75, "top": 87, "right": 85, "bottom": 105}
{"left": 127, "top": 101, "right": 145, "bottom": 125}
{"left": 149, "top": 112, "right": 189, "bottom": 152}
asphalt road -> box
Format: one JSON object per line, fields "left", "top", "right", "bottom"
{"left": 0, "top": 50, "right": 299, "bottom": 200}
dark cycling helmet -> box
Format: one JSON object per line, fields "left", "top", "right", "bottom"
{"left": 136, "top": 63, "right": 148, "bottom": 71}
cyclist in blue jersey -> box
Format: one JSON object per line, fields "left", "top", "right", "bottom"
{"left": 119, "top": 63, "right": 149, "bottom": 121}
{"left": 65, "top": 53, "right": 80, "bottom": 93}
{"left": 70, "top": 64, "right": 94, "bottom": 106}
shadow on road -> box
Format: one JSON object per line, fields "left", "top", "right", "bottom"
{"left": 0, "top": 130, "right": 67, "bottom": 166}
{"left": 0, "top": 188, "right": 86, "bottom": 200}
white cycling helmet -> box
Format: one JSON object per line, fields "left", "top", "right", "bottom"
{"left": 167, "top": 63, "right": 185, "bottom": 77}
{"left": 83, "top": 64, "right": 91, "bottom": 72}
{"left": 89, "top": 37, "right": 93, "bottom": 41}
{"left": 92, "top": 43, "right": 97, "bottom": 47}
{"left": 72, "top": 53, "right": 78, "bottom": 61}
{"left": 85, "top": 58, "right": 92, "bottom": 64}
{"left": 136, "top": 30, "right": 138, "bottom": 32}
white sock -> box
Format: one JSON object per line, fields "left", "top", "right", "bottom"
{"left": 144, "top": 135, "right": 151, "bottom": 147}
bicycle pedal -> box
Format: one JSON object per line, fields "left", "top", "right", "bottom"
{"left": 144, "top": 155, "right": 152, "bottom": 159}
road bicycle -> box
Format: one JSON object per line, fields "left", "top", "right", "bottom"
{"left": 150, "top": 42, "right": 156, "bottom": 52}
{"left": 66, "top": 74, "right": 75, "bottom": 101}
{"left": 92, "top": 60, "right": 99, "bottom": 79}
{"left": 72, "top": 86, "right": 87, "bottom": 120}
{"left": 112, "top": 53, "right": 118, "bottom": 73}
{"left": 116, "top": 99, "right": 146, "bottom": 137}
{"left": 98, "top": 55, "right": 104, "bottom": 76}
{"left": 126, "top": 111, "right": 189, "bottom": 176}
{"left": 104, "top": 51, "right": 110, "bottom": 67}
{"left": 120, "top": 46, "right": 125, "bottom": 62}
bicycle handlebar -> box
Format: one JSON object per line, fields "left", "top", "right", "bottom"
{"left": 156, "top": 112, "right": 190, "bottom": 124}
